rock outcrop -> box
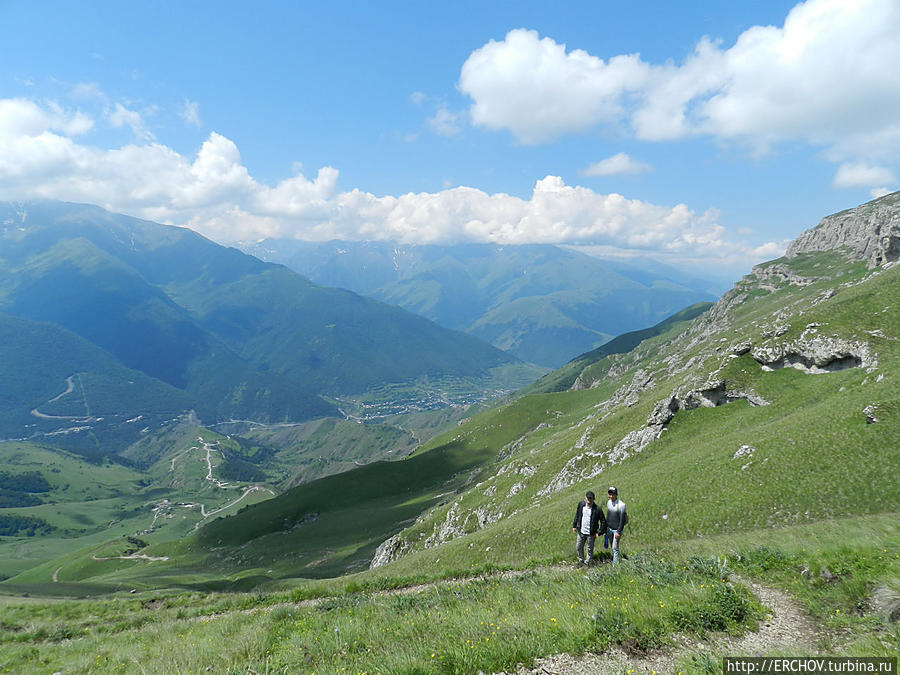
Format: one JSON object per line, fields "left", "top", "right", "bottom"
{"left": 752, "top": 263, "right": 822, "bottom": 289}
{"left": 870, "top": 585, "right": 900, "bottom": 623}
{"left": 610, "top": 382, "right": 769, "bottom": 463}
{"left": 786, "top": 191, "right": 900, "bottom": 268}
{"left": 863, "top": 404, "right": 878, "bottom": 424}
{"left": 370, "top": 533, "right": 410, "bottom": 568}
{"left": 751, "top": 335, "right": 875, "bottom": 374}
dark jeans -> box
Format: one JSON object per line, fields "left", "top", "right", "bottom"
{"left": 575, "top": 532, "right": 595, "bottom": 563}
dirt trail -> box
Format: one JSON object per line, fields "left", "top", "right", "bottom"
{"left": 91, "top": 553, "right": 170, "bottom": 562}
{"left": 501, "top": 575, "right": 822, "bottom": 675}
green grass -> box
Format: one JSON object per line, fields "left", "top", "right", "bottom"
{"left": 525, "top": 301, "right": 713, "bottom": 393}
{"left": 754, "top": 250, "right": 868, "bottom": 278}
{"left": 673, "top": 522, "right": 900, "bottom": 672}
{"left": 1, "top": 214, "right": 898, "bottom": 672}
{"left": 0, "top": 552, "right": 763, "bottom": 674}
{"left": 0, "top": 430, "right": 279, "bottom": 584}
{"left": 13, "top": 257, "right": 896, "bottom": 590}
{"left": 2, "top": 517, "right": 897, "bottom": 674}
{"left": 0, "top": 443, "right": 144, "bottom": 504}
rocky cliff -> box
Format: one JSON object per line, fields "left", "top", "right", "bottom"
{"left": 786, "top": 191, "right": 900, "bottom": 267}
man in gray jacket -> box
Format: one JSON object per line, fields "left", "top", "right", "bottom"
{"left": 604, "top": 486, "right": 627, "bottom": 564}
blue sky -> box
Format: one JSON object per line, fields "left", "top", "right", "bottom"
{"left": 2, "top": 0, "right": 898, "bottom": 275}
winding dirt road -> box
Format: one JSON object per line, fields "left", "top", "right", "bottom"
{"left": 30, "top": 374, "right": 94, "bottom": 422}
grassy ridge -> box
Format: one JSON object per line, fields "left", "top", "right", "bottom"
{"left": 0, "top": 430, "right": 280, "bottom": 584}
{"left": 173, "top": 393, "right": 574, "bottom": 579}
{"left": 374, "top": 256, "right": 899, "bottom": 576}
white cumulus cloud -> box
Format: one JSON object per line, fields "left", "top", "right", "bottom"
{"left": 582, "top": 153, "right": 651, "bottom": 176}
{"left": 832, "top": 162, "right": 896, "bottom": 190}
{"left": 460, "top": 28, "right": 648, "bottom": 145}
{"left": 459, "top": 0, "right": 900, "bottom": 165}
{"left": 0, "top": 96, "right": 772, "bottom": 268}
{"left": 0, "top": 98, "right": 93, "bottom": 137}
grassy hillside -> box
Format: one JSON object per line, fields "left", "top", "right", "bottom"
{"left": 377, "top": 252, "right": 898, "bottom": 571}
{"left": 0, "top": 313, "right": 192, "bottom": 442}
{"left": 12, "top": 246, "right": 884, "bottom": 600}
{"left": 1, "top": 518, "right": 896, "bottom": 673}
{"left": 524, "top": 301, "right": 714, "bottom": 394}
{"left": 2, "top": 199, "right": 898, "bottom": 672}
{"left": 0, "top": 405, "right": 470, "bottom": 587}
{"left": 10, "top": 246, "right": 895, "bottom": 593}
{"left": 0, "top": 201, "right": 529, "bottom": 442}
{"left": 0, "top": 427, "right": 286, "bottom": 583}
{"left": 0, "top": 442, "right": 146, "bottom": 577}
{"left": 228, "top": 417, "right": 420, "bottom": 487}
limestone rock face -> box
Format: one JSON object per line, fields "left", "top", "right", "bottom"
{"left": 752, "top": 263, "right": 820, "bottom": 288}
{"left": 786, "top": 191, "right": 900, "bottom": 267}
{"left": 751, "top": 335, "right": 875, "bottom": 373}
{"left": 370, "top": 533, "right": 410, "bottom": 569}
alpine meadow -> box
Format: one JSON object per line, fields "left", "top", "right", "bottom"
{"left": 2, "top": 191, "right": 898, "bottom": 673}
{"left": 2, "top": 1, "right": 900, "bottom": 674}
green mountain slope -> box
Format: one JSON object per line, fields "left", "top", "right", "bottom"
{"left": 23, "top": 192, "right": 887, "bottom": 591}
{"left": 0, "top": 313, "right": 193, "bottom": 443}
{"left": 524, "top": 301, "right": 714, "bottom": 394}
{"left": 240, "top": 240, "right": 717, "bottom": 366}
{"left": 2, "top": 237, "right": 329, "bottom": 426}
{"left": 0, "top": 201, "right": 523, "bottom": 443}
{"left": 2, "top": 194, "right": 899, "bottom": 674}
{"left": 170, "top": 265, "right": 516, "bottom": 394}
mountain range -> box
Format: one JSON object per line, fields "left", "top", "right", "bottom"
{"left": 0, "top": 201, "right": 523, "bottom": 450}
{"left": 239, "top": 239, "right": 718, "bottom": 367}
{"left": 1, "top": 192, "right": 898, "bottom": 672}
{"left": 3, "top": 190, "right": 896, "bottom": 583}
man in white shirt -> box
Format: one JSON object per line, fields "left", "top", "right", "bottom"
{"left": 571, "top": 491, "right": 605, "bottom": 566}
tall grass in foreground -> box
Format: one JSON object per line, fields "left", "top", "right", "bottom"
{"left": 2, "top": 555, "right": 760, "bottom": 674}
{"left": 2, "top": 522, "right": 898, "bottom": 674}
